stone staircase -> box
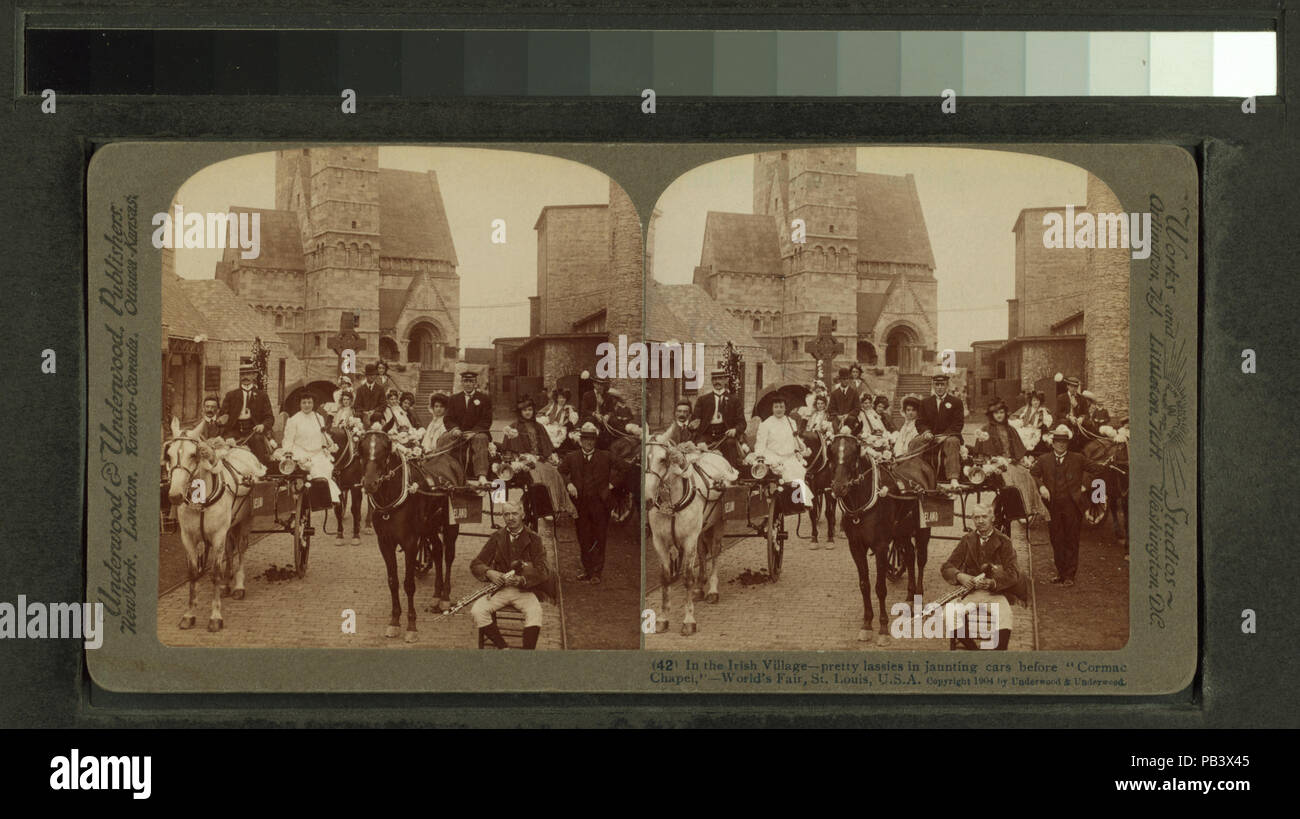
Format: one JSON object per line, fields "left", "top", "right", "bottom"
{"left": 413, "top": 370, "right": 454, "bottom": 427}
{"left": 891, "top": 374, "right": 932, "bottom": 426}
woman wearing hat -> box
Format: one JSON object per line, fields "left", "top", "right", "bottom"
{"left": 330, "top": 389, "right": 359, "bottom": 431}
{"left": 975, "top": 399, "right": 1048, "bottom": 519}
{"left": 893, "top": 395, "right": 926, "bottom": 458}
{"left": 860, "top": 394, "right": 893, "bottom": 438}
{"left": 1013, "top": 391, "right": 1053, "bottom": 455}
{"left": 379, "top": 388, "right": 414, "bottom": 434}
{"left": 502, "top": 396, "right": 577, "bottom": 519}
{"left": 540, "top": 386, "right": 579, "bottom": 453}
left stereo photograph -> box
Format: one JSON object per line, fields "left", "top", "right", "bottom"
{"left": 88, "top": 144, "right": 644, "bottom": 692}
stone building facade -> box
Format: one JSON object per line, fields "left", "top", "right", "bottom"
{"left": 692, "top": 148, "right": 939, "bottom": 385}
{"left": 214, "top": 147, "right": 460, "bottom": 386}
{"left": 507, "top": 180, "right": 644, "bottom": 414}
{"left": 985, "top": 175, "right": 1131, "bottom": 418}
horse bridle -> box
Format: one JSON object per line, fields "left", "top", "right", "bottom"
{"left": 828, "top": 434, "right": 881, "bottom": 519}
{"left": 163, "top": 437, "right": 228, "bottom": 509}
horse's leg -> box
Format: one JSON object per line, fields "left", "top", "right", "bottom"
{"left": 178, "top": 515, "right": 199, "bottom": 629}
{"left": 440, "top": 523, "right": 458, "bottom": 610}
{"left": 914, "top": 527, "right": 930, "bottom": 599}
{"left": 208, "top": 517, "right": 231, "bottom": 631}
{"left": 845, "top": 522, "right": 873, "bottom": 641}
{"left": 402, "top": 528, "right": 419, "bottom": 643}
{"left": 702, "top": 526, "right": 721, "bottom": 604}
{"left": 903, "top": 531, "right": 918, "bottom": 599}
{"left": 651, "top": 525, "right": 672, "bottom": 633}
{"left": 809, "top": 495, "right": 820, "bottom": 543}
{"left": 229, "top": 513, "right": 248, "bottom": 600}
{"left": 679, "top": 528, "right": 701, "bottom": 635}
{"left": 378, "top": 532, "right": 401, "bottom": 638}
{"left": 350, "top": 488, "right": 362, "bottom": 540}
{"left": 824, "top": 488, "right": 837, "bottom": 544}
{"left": 873, "top": 541, "right": 892, "bottom": 645}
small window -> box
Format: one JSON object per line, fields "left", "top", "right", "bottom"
{"left": 351, "top": 221, "right": 357, "bottom": 229}
{"left": 752, "top": 318, "right": 761, "bottom": 333}
{"left": 275, "top": 313, "right": 283, "bottom": 328}
{"left": 315, "top": 335, "right": 323, "bottom": 350}
{"left": 829, "top": 224, "right": 835, "bottom": 233}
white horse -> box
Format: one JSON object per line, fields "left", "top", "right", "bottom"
{"left": 164, "top": 430, "right": 266, "bottom": 631}
{"left": 644, "top": 440, "right": 738, "bottom": 635}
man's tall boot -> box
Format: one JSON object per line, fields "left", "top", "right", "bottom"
{"left": 479, "top": 623, "right": 507, "bottom": 650}
{"left": 522, "top": 626, "right": 540, "bottom": 650}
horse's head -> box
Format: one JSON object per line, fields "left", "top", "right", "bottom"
{"left": 643, "top": 440, "right": 676, "bottom": 505}
{"left": 828, "top": 434, "right": 862, "bottom": 499}
{"left": 358, "top": 430, "right": 394, "bottom": 492}
{"left": 164, "top": 434, "right": 214, "bottom": 504}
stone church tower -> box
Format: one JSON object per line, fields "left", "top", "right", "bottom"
{"left": 217, "top": 148, "right": 460, "bottom": 393}
{"left": 694, "top": 148, "right": 938, "bottom": 386}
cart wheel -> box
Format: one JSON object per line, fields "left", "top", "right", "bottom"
{"left": 886, "top": 540, "right": 906, "bottom": 581}
{"left": 766, "top": 499, "right": 784, "bottom": 581}
{"left": 293, "top": 492, "right": 311, "bottom": 578}
{"left": 413, "top": 535, "right": 434, "bottom": 578}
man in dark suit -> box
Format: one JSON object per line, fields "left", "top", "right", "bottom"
{"left": 917, "top": 372, "right": 965, "bottom": 484}
{"left": 218, "top": 362, "right": 276, "bottom": 464}
{"left": 559, "top": 423, "right": 614, "bottom": 583}
{"left": 689, "top": 368, "right": 745, "bottom": 468}
{"left": 1058, "top": 375, "right": 1092, "bottom": 450}
{"left": 1030, "top": 425, "right": 1095, "bottom": 586}
{"left": 445, "top": 370, "right": 494, "bottom": 484}
{"left": 353, "top": 363, "right": 386, "bottom": 427}
{"left": 827, "top": 367, "right": 862, "bottom": 434}
{"left": 580, "top": 377, "right": 612, "bottom": 424}
{"left": 657, "top": 399, "right": 694, "bottom": 446}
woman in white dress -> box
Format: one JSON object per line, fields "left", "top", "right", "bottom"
{"left": 754, "top": 397, "right": 813, "bottom": 508}
{"left": 1013, "top": 390, "right": 1053, "bottom": 455}
{"left": 539, "top": 387, "right": 580, "bottom": 454}
{"left": 281, "top": 395, "right": 341, "bottom": 504}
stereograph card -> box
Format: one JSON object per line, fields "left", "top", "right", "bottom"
{"left": 85, "top": 141, "right": 1196, "bottom": 695}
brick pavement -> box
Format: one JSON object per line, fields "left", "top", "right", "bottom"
{"left": 157, "top": 499, "right": 564, "bottom": 650}
{"left": 644, "top": 491, "right": 1037, "bottom": 652}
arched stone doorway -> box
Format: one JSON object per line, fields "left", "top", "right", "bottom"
{"left": 856, "top": 340, "right": 878, "bottom": 366}
{"left": 884, "top": 325, "right": 922, "bottom": 373}
{"left": 406, "top": 322, "right": 443, "bottom": 371}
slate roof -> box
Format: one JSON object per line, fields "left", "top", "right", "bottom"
{"left": 700, "top": 212, "right": 783, "bottom": 276}
{"left": 174, "top": 278, "right": 283, "bottom": 343}
{"left": 646, "top": 281, "right": 764, "bottom": 349}
{"left": 379, "top": 169, "right": 458, "bottom": 264}
{"left": 162, "top": 275, "right": 212, "bottom": 340}
{"left": 219, "top": 207, "right": 305, "bottom": 271}
{"left": 855, "top": 173, "right": 936, "bottom": 269}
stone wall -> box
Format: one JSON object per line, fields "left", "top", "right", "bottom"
{"left": 1084, "top": 173, "right": 1131, "bottom": 419}
{"left": 536, "top": 205, "right": 609, "bottom": 335}
{"left": 605, "top": 180, "right": 644, "bottom": 415}
{"left": 1015, "top": 208, "right": 1089, "bottom": 337}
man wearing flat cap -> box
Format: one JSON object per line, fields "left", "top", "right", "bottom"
{"left": 918, "top": 372, "right": 965, "bottom": 485}
{"left": 689, "top": 368, "right": 746, "bottom": 468}
{"left": 827, "top": 366, "right": 863, "bottom": 435}
{"left": 446, "top": 370, "right": 494, "bottom": 485}
{"left": 559, "top": 422, "right": 614, "bottom": 583}
{"left": 1030, "top": 424, "right": 1095, "bottom": 586}
{"left": 580, "top": 376, "right": 612, "bottom": 424}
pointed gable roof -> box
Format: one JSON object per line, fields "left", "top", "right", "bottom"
{"left": 700, "top": 212, "right": 782, "bottom": 276}
{"left": 217, "top": 207, "right": 305, "bottom": 271}
{"left": 856, "top": 172, "right": 936, "bottom": 269}
{"left": 647, "top": 281, "right": 764, "bottom": 348}
{"left": 380, "top": 169, "right": 458, "bottom": 265}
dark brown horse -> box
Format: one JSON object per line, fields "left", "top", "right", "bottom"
{"left": 798, "top": 430, "right": 837, "bottom": 545}
{"left": 828, "top": 434, "right": 896, "bottom": 645}
{"left": 329, "top": 427, "right": 365, "bottom": 543}
{"left": 358, "top": 430, "right": 431, "bottom": 643}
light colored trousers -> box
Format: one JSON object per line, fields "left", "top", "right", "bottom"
{"left": 470, "top": 586, "right": 543, "bottom": 628}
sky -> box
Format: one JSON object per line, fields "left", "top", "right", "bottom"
{"left": 172, "top": 147, "right": 612, "bottom": 348}
{"left": 651, "top": 147, "right": 1089, "bottom": 351}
